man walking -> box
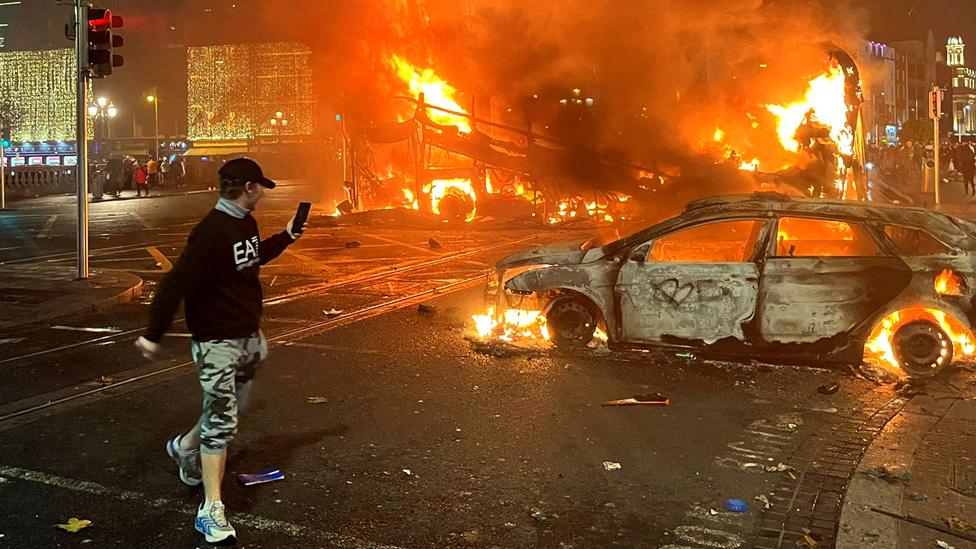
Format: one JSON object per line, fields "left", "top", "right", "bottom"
{"left": 134, "top": 158, "right": 303, "bottom": 543}
{"left": 146, "top": 156, "right": 159, "bottom": 190}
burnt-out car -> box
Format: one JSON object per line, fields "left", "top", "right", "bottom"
{"left": 490, "top": 192, "right": 976, "bottom": 377}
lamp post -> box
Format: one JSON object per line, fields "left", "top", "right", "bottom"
{"left": 270, "top": 110, "right": 288, "bottom": 144}
{"left": 87, "top": 97, "right": 118, "bottom": 158}
{"left": 146, "top": 94, "right": 159, "bottom": 160}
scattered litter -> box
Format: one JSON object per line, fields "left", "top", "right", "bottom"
{"left": 817, "top": 382, "right": 840, "bottom": 395}
{"left": 503, "top": 522, "right": 516, "bottom": 529}
{"left": 709, "top": 508, "right": 718, "bottom": 515}
{"left": 428, "top": 238, "right": 442, "bottom": 249}
{"left": 755, "top": 494, "right": 772, "bottom": 509}
{"left": 55, "top": 518, "right": 92, "bottom": 533}
{"left": 810, "top": 406, "right": 838, "bottom": 413}
{"left": 306, "top": 396, "right": 329, "bottom": 404}
{"left": 323, "top": 309, "right": 343, "bottom": 317}
{"left": 402, "top": 468, "right": 412, "bottom": 476}
{"left": 466, "top": 335, "right": 540, "bottom": 358}
{"left": 86, "top": 376, "right": 115, "bottom": 387}
{"left": 907, "top": 492, "right": 926, "bottom": 502}
{"left": 237, "top": 467, "right": 284, "bottom": 486}
{"left": 530, "top": 509, "right": 548, "bottom": 522}
{"left": 344, "top": 241, "right": 362, "bottom": 248}
{"left": 602, "top": 393, "right": 670, "bottom": 406}
{"left": 795, "top": 533, "right": 818, "bottom": 548}
{"left": 946, "top": 516, "right": 975, "bottom": 533}
{"left": 765, "top": 462, "right": 795, "bottom": 473}
{"left": 724, "top": 499, "right": 749, "bottom": 513}
{"left": 895, "top": 379, "right": 926, "bottom": 397}
{"left": 417, "top": 304, "right": 437, "bottom": 315}
{"left": 602, "top": 461, "right": 621, "bottom": 471}
{"left": 675, "top": 352, "right": 696, "bottom": 359}
{"left": 865, "top": 464, "right": 912, "bottom": 483}
{"left": 936, "top": 541, "right": 955, "bottom": 549}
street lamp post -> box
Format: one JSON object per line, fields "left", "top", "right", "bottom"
{"left": 146, "top": 94, "right": 159, "bottom": 160}
{"left": 88, "top": 97, "right": 118, "bottom": 158}
{"left": 270, "top": 111, "right": 288, "bottom": 144}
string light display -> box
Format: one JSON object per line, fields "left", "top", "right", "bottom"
{"left": 187, "top": 42, "right": 315, "bottom": 140}
{"left": 0, "top": 48, "right": 83, "bottom": 142}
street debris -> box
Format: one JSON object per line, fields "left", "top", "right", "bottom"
{"left": 466, "top": 335, "right": 541, "bottom": 357}
{"left": 428, "top": 238, "right": 442, "bottom": 249}
{"left": 402, "top": 469, "right": 412, "bottom": 476}
{"left": 55, "top": 518, "right": 92, "bottom": 533}
{"left": 323, "top": 308, "right": 343, "bottom": 317}
{"left": 530, "top": 509, "right": 548, "bottom": 522}
{"left": 894, "top": 378, "right": 926, "bottom": 397}
{"left": 602, "top": 393, "right": 670, "bottom": 406}
{"left": 907, "top": 492, "right": 926, "bottom": 501}
{"left": 795, "top": 533, "right": 818, "bottom": 548}
{"left": 817, "top": 381, "right": 839, "bottom": 395}
{"left": 865, "top": 464, "right": 912, "bottom": 483}
{"left": 602, "top": 461, "right": 621, "bottom": 471}
{"left": 344, "top": 240, "right": 362, "bottom": 248}
{"left": 936, "top": 541, "right": 956, "bottom": 549}
{"left": 417, "top": 304, "right": 437, "bottom": 315}
{"left": 724, "top": 498, "right": 749, "bottom": 513}
{"left": 306, "top": 396, "right": 329, "bottom": 404}
{"left": 86, "top": 376, "right": 115, "bottom": 387}
{"left": 755, "top": 494, "right": 772, "bottom": 509}
{"left": 852, "top": 363, "right": 897, "bottom": 385}
{"left": 238, "top": 467, "right": 284, "bottom": 486}
{"left": 765, "top": 462, "right": 795, "bottom": 473}
{"left": 946, "top": 516, "right": 975, "bottom": 533}
{"left": 871, "top": 508, "right": 976, "bottom": 542}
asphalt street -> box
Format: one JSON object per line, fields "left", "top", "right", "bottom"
{"left": 0, "top": 185, "right": 973, "bottom": 548}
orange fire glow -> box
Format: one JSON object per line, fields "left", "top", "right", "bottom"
{"left": 390, "top": 55, "right": 471, "bottom": 133}
{"left": 934, "top": 268, "right": 963, "bottom": 296}
{"left": 473, "top": 306, "right": 549, "bottom": 342}
{"left": 864, "top": 308, "right": 975, "bottom": 370}
{"left": 765, "top": 64, "right": 853, "bottom": 157}
{"left": 423, "top": 178, "right": 477, "bottom": 221}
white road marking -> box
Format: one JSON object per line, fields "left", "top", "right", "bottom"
{"left": 127, "top": 211, "right": 154, "bottom": 230}
{"left": 0, "top": 465, "right": 400, "bottom": 548}
{"left": 0, "top": 338, "right": 27, "bottom": 345}
{"left": 49, "top": 326, "right": 123, "bottom": 334}
{"left": 37, "top": 215, "right": 58, "bottom": 238}
{"left": 146, "top": 246, "right": 173, "bottom": 272}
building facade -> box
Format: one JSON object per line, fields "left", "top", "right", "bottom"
{"left": 946, "top": 37, "right": 976, "bottom": 137}
{"left": 859, "top": 41, "right": 898, "bottom": 143}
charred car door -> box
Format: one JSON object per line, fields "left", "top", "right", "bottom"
{"left": 758, "top": 216, "right": 912, "bottom": 344}
{"left": 615, "top": 219, "right": 767, "bottom": 345}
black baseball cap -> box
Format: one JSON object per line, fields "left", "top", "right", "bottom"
{"left": 218, "top": 158, "right": 276, "bottom": 189}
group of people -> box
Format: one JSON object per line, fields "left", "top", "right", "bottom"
{"left": 941, "top": 141, "right": 976, "bottom": 196}
{"left": 131, "top": 156, "right": 186, "bottom": 197}
{"left": 867, "top": 140, "right": 976, "bottom": 197}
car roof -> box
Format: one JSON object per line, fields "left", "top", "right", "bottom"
{"left": 617, "top": 192, "right": 976, "bottom": 252}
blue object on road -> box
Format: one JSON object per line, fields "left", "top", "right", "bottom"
{"left": 724, "top": 498, "right": 749, "bottom": 512}
{"left": 237, "top": 467, "right": 284, "bottom": 486}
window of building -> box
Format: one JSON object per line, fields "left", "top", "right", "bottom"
{"left": 649, "top": 220, "right": 762, "bottom": 263}
{"left": 773, "top": 217, "right": 881, "bottom": 257}
{"left": 883, "top": 225, "right": 954, "bottom": 256}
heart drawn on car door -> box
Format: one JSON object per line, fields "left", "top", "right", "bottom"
{"left": 652, "top": 278, "right": 696, "bottom": 307}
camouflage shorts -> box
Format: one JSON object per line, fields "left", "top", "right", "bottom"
{"left": 190, "top": 330, "right": 267, "bottom": 454}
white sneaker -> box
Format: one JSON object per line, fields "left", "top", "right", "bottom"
{"left": 194, "top": 501, "right": 236, "bottom": 543}
{"left": 165, "top": 434, "right": 201, "bottom": 486}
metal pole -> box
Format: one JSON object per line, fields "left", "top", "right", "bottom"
{"left": 935, "top": 99, "right": 941, "bottom": 207}
{"left": 75, "top": 0, "right": 89, "bottom": 279}
{"left": 1, "top": 143, "right": 5, "bottom": 210}
{"left": 153, "top": 99, "right": 159, "bottom": 161}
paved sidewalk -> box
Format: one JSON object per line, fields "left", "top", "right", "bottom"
{"left": 0, "top": 265, "right": 143, "bottom": 331}
{"left": 838, "top": 371, "right": 976, "bottom": 549}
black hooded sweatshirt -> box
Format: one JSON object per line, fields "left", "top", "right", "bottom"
{"left": 145, "top": 206, "right": 293, "bottom": 342}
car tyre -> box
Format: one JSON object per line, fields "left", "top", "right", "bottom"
{"left": 891, "top": 320, "right": 953, "bottom": 377}
{"left": 547, "top": 297, "right": 597, "bottom": 348}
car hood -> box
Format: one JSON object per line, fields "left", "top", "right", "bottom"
{"left": 497, "top": 240, "right": 593, "bottom": 269}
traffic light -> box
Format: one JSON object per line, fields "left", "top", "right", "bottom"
{"left": 87, "top": 8, "right": 123, "bottom": 77}
{"left": 1, "top": 127, "right": 9, "bottom": 148}
{"left": 929, "top": 88, "right": 944, "bottom": 121}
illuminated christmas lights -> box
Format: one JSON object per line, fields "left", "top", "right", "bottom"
{"left": 0, "top": 48, "right": 79, "bottom": 142}
{"left": 187, "top": 42, "right": 315, "bottom": 140}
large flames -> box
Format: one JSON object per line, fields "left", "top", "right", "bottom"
{"left": 390, "top": 55, "right": 471, "bottom": 133}
{"left": 473, "top": 306, "right": 549, "bottom": 342}
{"left": 864, "top": 307, "right": 975, "bottom": 371}
{"left": 765, "top": 64, "right": 853, "bottom": 157}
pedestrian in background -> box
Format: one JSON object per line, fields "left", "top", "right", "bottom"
{"left": 957, "top": 143, "right": 976, "bottom": 196}
{"left": 134, "top": 158, "right": 304, "bottom": 544}
{"left": 134, "top": 162, "right": 149, "bottom": 197}
{"left": 146, "top": 157, "right": 159, "bottom": 190}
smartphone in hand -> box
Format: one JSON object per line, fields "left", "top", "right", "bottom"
{"left": 293, "top": 201, "right": 311, "bottom": 235}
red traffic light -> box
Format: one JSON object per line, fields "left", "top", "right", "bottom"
{"left": 88, "top": 8, "right": 112, "bottom": 30}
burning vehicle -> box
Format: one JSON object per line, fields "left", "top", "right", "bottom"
{"left": 479, "top": 192, "right": 976, "bottom": 377}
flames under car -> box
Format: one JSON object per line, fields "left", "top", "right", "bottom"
{"left": 487, "top": 192, "right": 976, "bottom": 377}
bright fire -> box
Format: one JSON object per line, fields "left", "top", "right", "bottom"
{"left": 424, "top": 178, "right": 477, "bottom": 221}
{"left": 390, "top": 55, "right": 471, "bottom": 133}
{"left": 934, "top": 268, "right": 964, "bottom": 296}
{"left": 473, "top": 306, "right": 549, "bottom": 342}
{"left": 765, "top": 64, "right": 853, "bottom": 157}
{"left": 864, "top": 308, "right": 975, "bottom": 370}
